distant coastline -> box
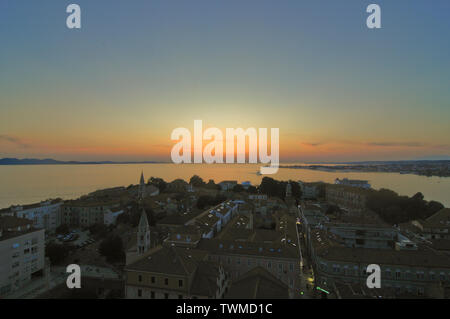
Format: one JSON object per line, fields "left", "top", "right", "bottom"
{"left": 0, "top": 158, "right": 166, "bottom": 165}
{"left": 279, "top": 160, "right": 450, "bottom": 178}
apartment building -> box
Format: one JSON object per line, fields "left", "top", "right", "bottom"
{"left": 6, "top": 199, "right": 63, "bottom": 233}
{"left": 198, "top": 239, "right": 300, "bottom": 296}
{"left": 416, "top": 208, "right": 450, "bottom": 240}
{"left": 309, "top": 229, "right": 450, "bottom": 297}
{"left": 325, "top": 184, "right": 369, "bottom": 213}
{"left": 125, "top": 245, "right": 228, "bottom": 299}
{"left": 0, "top": 216, "right": 45, "bottom": 297}
{"left": 335, "top": 178, "right": 371, "bottom": 189}
{"left": 61, "top": 199, "right": 121, "bottom": 227}
{"left": 298, "top": 181, "right": 320, "bottom": 199}
{"left": 219, "top": 181, "right": 238, "bottom": 191}
{"left": 210, "top": 200, "right": 239, "bottom": 226}
{"left": 324, "top": 222, "right": 400, "bottom": 250}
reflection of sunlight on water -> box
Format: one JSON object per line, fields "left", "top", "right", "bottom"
{"left": 0, "top": 163, "right": 449, "bottom": 208}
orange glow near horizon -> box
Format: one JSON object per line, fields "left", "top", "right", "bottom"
{"left": 2, "top": 126, "right": 449, "bottom": 163}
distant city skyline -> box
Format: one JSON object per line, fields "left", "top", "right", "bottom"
{"left": 1, "top": 1, "right": 449, "bottom": 162}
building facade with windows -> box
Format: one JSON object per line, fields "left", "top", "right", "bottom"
{"left": 0, "top": 216, "right": 45, "bottom": 297}
{"left": 7, "top": 199, "right": 63, "bottom": 233}
{"left": 197, "top": 239, "right": 300, "bottom": 297}
{"left": 309, "top": 229, "right": 450, "bottom": 297}
{"left": 61, "top": 199, "right": 121, "bottom": 227}
{"left": 125, "top": 245, "right": 228, "bottom": 299}
{"left": 325, "top": 184, "right": 369, "bottom": 213}
{"left": 417, "top": 208, "right": 450, "bottom": 240}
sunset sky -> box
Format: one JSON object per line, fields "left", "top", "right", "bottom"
{"left": 1, "top": 1, "right": 449, "bottom": 162}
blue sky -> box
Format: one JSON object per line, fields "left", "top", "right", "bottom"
{"left": 0, "top": 0, "right": 449, "bottom": 161}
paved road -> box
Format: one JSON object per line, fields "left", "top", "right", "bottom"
{"left": 296, "top": 205, "right": 315, "bottom": 299}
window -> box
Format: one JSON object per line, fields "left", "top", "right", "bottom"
{"left": 164, "top": 293, "right": 169, "bottom": 299}
{"left": 150, "top": 291, "right": 155, "bottom": 299}
{"left": 178, "top": 295, "right": 183, "bottom": 299}
{"left": 137, "top": 289, "right": 142, "bottom": 297}
{"left": 165, "top": 278, "right": 169, "bottom": 285}
{"left": 138, "top": 275, "right": 142, "bottom": 282}
{"left": 417, "top": 287, "right": 424, "bottom": 296}
{"left": 151, "top": 276, "right": 155, "bottom": 283}
{"left": 179, "top": 279, "right": 183, "bottom": 287}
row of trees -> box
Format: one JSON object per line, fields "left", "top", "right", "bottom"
{"left": 366, "top": 189, "right": 444, "bottom": 224}
{"left": 147, "top": 175, "right": 221, "bottom": 191}
{"left": 116, "top": 201, "right": 156, "bottom": 227}
{"left": 259, "top": 177, "right": 302, "bottom": 200}
{"left": 99, "top": 235, "right": 125, "bottom": 263}
{"left": 197, "top": 194, "right": 227, "bottom": 209}
{"left": 146, "top": 175, "right": 303, "bottom": 200}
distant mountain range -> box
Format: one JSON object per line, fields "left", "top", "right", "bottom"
{"left": 303, "top": 160, "right": 450, "bottom": 165}
{"left": 1, "top": 157, "right": 448, "bottom": 166}
{"left": 0, "top": 158, "right": 164, "bottom": 165}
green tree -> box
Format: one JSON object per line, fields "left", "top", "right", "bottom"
{"left": 88, "top": 224, "right": 110, "bottom": 239}
{"left": 206, "top": 179, "right": 220, "bottom": 190}
{"left": 99, "top": 235, "right": 125, "bottom": 263}
{"left": 366, "top": 189, "right": 443, "bottom": 224}
{"left": 189, "top": 175, "right": 206, "bottom": 187}
{"left": 46, "top": 243, "right": 69, "bottom": 265}
{"left": 196, "top": 194, "right": 226, "bottom": 209}
{"left": 148, "top": 177, "right": 167, "bottom": 193}
{"left": 55, "top": 224, "right": 69, "bottom": 235}
{"left": 259, "top": 177, "right": 286, "bottom": 199}
{"left": 290, "top": 181, "right": 302, "bottom": 199}
{"left": 247, "top": 186, "right": 258, "bottom": 194}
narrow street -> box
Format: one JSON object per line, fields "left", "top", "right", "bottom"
{"left": 295, "top": 205, "right": 315, "bottom": 299}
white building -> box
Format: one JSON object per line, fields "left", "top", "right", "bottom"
{"left": 241, "top": 181, "right": 252, "bottom": 190}
{"left": 298, "top": 181, "right": 319, "bottom": 199}
{"left": 219, "top": 181, "right": 237, "bottom": 191}
{"left": 334, "top": 178, "right": 371, "bottom": 189}
{"left": 103, "top": 207, "right": 125, "bottom": 226}
{"left": 0, "top": 216, "right": 45, "bottom": 297}
{"left": 11, "top": 199, "right": 63, "bottom": 232}
{"left": 248, "top": 194, "right": 267, "bottom": 200}
{"left": 210, "top": 200, "right": 239, "bottom": 227}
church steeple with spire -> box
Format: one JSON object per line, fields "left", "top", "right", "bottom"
{"left": 137, "top": 208, "right": 151, "bottom": 255}
{"left": 138, "top": 171, "right": 146, "bottom": 200}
